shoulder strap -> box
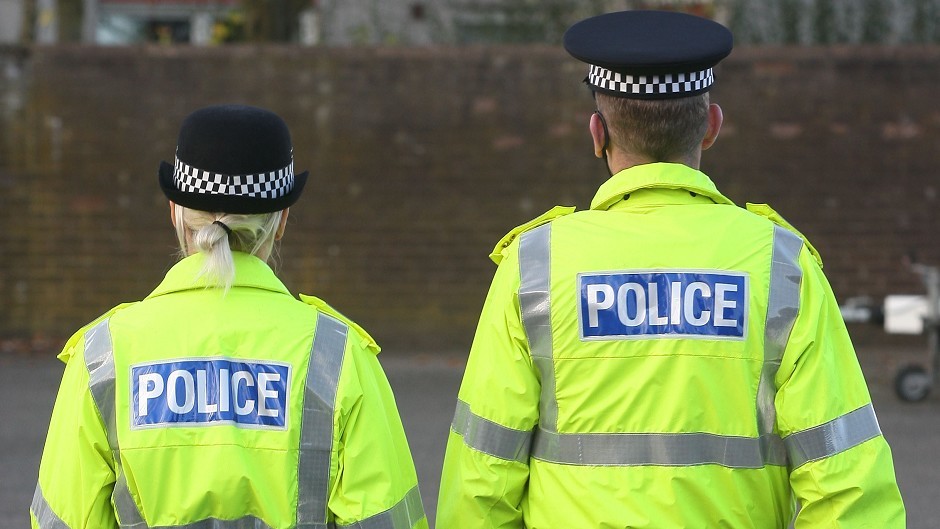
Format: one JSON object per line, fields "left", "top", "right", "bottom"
{"left": 299, "top": 294, "right": 380, "bottom": 354}
{"left": 57, "top": 303, "right": 136, "bottom": 363}
{"left": 746, "top": 203, "right": 823, "bottom": 267}
{"left": 490, "top": 205, "right": 576, "bottom": 265}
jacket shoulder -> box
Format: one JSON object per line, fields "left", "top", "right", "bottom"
{"left": 745, "top": 202, "right": 823, "bottom": 267}
{"left": 299, "top": 294, "right": 380, "bottom": 354}
{"left": 58, "top": 302, "right": 138, "bottom": 363}
{"left": 489, "top": 205, "right": 576, "bottom": 265}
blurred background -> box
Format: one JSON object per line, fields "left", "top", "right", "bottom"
{"left": 3, "top": 0, "right": 940, "bottom": 350}
{"left": 1, "top": 0, "right": 940, "bottom": 527}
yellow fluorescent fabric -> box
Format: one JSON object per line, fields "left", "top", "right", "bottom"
{"left": 437, "top": 163, "right": 905, "bottom": 528}
{"left": 32, "top": 252, "right": 426, "bottom": 529}
{"left": 33, "top": 333, "right": 117, "bottom": 529}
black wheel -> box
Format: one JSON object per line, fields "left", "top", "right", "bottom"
{"left": 895, "top": 365, "right": 931, "bottom": 402}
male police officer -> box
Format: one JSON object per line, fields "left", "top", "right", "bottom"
{"left": 437, "top": 11, "right": 905, "bottom": 528}
{"left": 31, "top": 105, "right": 427, "bottom": 529}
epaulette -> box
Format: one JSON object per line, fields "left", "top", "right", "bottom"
{"left": 58, "top": 303, "right": 137, "bottom": 363}
{"left": 299, "top": 294, "right": 381, "bottom": 354}
{"left": 489, "top": 205, "right": 576, "bottom": 265}
{"left": 746, "top": 203, "right": 823, "bottom": 267}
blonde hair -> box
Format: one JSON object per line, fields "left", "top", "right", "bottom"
{"left": 172, "top": 204, "right": 284, "bottom": 292}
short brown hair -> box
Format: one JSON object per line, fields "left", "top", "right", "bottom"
{"left": 596, "top": 92, "right": 710, "bottom": 162}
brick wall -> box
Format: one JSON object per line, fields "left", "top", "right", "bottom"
{"left": 1, "top": 45, "right": 938, "bottom": 352}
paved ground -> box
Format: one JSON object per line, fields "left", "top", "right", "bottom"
{"left": 2, "top": 346, "right": 937, "bottom": 528}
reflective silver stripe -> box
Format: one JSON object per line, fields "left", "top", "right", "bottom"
{"left": 119, "top": 516, "right": 330, "bottom": 529}
{"left": 451, "top": 399, "right": 532, "bottom": 463}
{"left": 114, "top": 469, "right": 149, "bottom": 527}
{"left": 761, "top": 434, "right": 789, "bottom": 466}
{"left": 757, "top": 226, "right": 804, "bottom": 439}
{"left": 31, "top": 484, "right": 70, "bottom": 529}
{"left": 518, "top": 224, "right": 557, "bottom": 432}
{"left": 297, "top": 314, "right": 349, "bottom": 527}
{"left": 784, "top": 404, "right": 882, "bottom": 469}
{"left": 138, "top": 517, "right": 336, "bottom": 528}
{"left": 85, "top": 319, "right": 149, "bottom": 526}
{"left": 85, "top": 319, "right": 118, "bottom": 451}
{"left": 335, "top": 485, "right": 426, "bottom": 529}
{"left": 127, "top": 517, "right": 282, "bottom": 529}
{"left": 119, "top": 513, "right": 331, "bottom": 528}
{"left": 532, "top": 427, "right": 788, "bottom": 468}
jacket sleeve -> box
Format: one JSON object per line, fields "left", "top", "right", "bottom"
{"left": 436, "top": 244, "right": 541, "bottom": 529}
{"left": 775, "top": 246, "right": 906, "bottom": 527}
{"left": 329, "top": 339, "right": 428, "bottom": 529}
{"left": 31, "top": 339, "right": 118, "bottom": 529}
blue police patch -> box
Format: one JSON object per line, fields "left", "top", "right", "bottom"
{"left": 578, "top": 270, "right": 748, "bottom": 340}
{"left": 131, "top": 358, "right": 291, "bottom": 430}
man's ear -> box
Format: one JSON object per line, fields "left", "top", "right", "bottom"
{"left": 590, "top": 111, "right": 607, "bottom": 159}
{"left": 701, "top": 103, "right": 723, "bottom": 151}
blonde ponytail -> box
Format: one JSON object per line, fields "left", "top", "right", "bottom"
{"left": 173, "top": 204, "right": 284, "bottom": 292}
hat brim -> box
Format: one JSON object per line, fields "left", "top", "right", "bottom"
{"left": 159, "top": 161, "right": 308, "bottom": 214}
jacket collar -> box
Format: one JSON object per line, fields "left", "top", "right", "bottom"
{"left": 146, "top": 252, "right": 292, "bottom": 299}
{"left": 590, "top": 162, "right": 735, "bottom": 211}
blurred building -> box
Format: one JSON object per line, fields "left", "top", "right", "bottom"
{"left": 448, "top": 0, "right": 720, "bottom": 44}
{"left": 0, "top": 0, "right": 26, "bottom": 43}
{"left": 314, "top": 0, "right": 719, "bottom": 46}
{"left": 95, "top": 0, "right": 239, "bottom": 44}
{"left": 0, "top": 0, "right": 719, "bottom": 45}
{"left": 3, "top": 0, "right": 936, "bottom": 46}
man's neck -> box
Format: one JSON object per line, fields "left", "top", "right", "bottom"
{"left": 606, "top": 149, "right": 701, "bottom": 174}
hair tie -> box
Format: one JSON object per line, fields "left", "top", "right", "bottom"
{"left": 213, "top": 220, "right": 234, "bottom": 238}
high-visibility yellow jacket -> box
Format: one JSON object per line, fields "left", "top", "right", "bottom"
{"left": 31, "top": 252, "right": 427, "bottom": 529}
{"left": 438, "top": 163, "right": 905, "bottom": 528}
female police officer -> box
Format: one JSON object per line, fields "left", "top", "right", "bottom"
{"left": 30, "top": 105, "right": 427, "bottom": 529}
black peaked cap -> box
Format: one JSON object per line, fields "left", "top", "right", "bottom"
{"left": 564, "top": 10, "right": 733, "bottom": 99}
{"left": 159, "top": 104, "right": 308, "bottom": 214}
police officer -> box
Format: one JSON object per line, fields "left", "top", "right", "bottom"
{"left": 437, "top": 11, "right": 905, "bottom": 528}
{"left": 31, "top": 105, "right": 427, "bottom": 529}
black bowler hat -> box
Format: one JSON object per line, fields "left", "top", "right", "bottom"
{"left": 159, "top": 105, "right": 308, "bottom": 214}
{"left": 564, "top": 10, "right": 733, "bottom": 100}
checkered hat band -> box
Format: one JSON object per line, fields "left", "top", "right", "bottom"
{"left": 173, "top": 157, "right": 295, "bottom": 199}
{"left": 588, "top": 65, "right": 714, "bottom": 96}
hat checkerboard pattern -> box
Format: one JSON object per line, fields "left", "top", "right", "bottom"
{"left": 588, "top": 64, "right": 715, "bottom": 97}
{"left": 173, "top": 156, "right": 295, "bottom": 199}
